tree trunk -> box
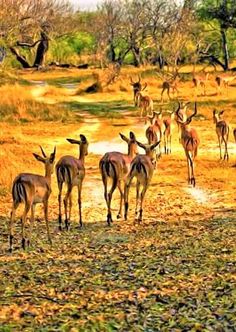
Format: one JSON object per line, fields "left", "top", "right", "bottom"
{"left": 9, "top": 47, "right": 31, "bottom": 68}
{"left": 220, "top": 28, "right": 229, "bottom": 71}
{"left": 132, "top": 47, "right": 141, "bottom": 67}
{"left": 33, "top": 31, "right": 49, "bottom": 67}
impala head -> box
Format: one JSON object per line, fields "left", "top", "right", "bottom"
{"left": 176, "top": 102, "right": 197, "bottom": 127}
{"left": 130, "top": 76, "right": 147, "bottom": 106}
{"left": 213, "top": 109, "right": 224, "bottom": 124}
{"left": 67, "top": 134, "right": 88, "bottom": 157}
{"left": 136, "top": 140, "right": 160, "bottom": 162}
{"left": 33, "top": 146, "right": 56, "bottom": 175}
{"left": 119, "top": 131, "right": 138, "bottom": 157}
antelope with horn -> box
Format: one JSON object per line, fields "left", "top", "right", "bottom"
{"left": 124, "top": 140, "right": 160, "bottom": 223}
{"left": 9, "top": 146, "right": 56, "bottom": 252}
{"left": 213, "top": 110, "right": 229, "bottom": 161}
{"left": 56, "top": 134, "right": 88, "bottom": 230}
{"left": 99, "top": 132, "right": 138, "bottom": 225}
{"left": 176, "top": 102, "right": 200, "bottom": 187}
{"left": 163, "top": 110, "right": 175, "bottom": 154}
{"left": 130, "top": 76, "right": 147, "bottom": 106}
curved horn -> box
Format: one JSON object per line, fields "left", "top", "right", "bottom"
{"left": 130, "top": 76, "right": 134, "bottom": 84}
{"left": 39, "top": 145, "right": 47, "bottom": 158}
{"left": 138, "top": 75, "right": 141, "bottom": 83}
{"left": 175, "top": 101, "right": 181, "bottom": 119}
{"left": 142, "top": 82, "right": 147, "bottom": 91}
{"left": 187, "top": 102, "right": 197, "bottom": 123}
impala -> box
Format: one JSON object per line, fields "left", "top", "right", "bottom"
{"left": 9, "top": 146, "right": 56, "bottom": 251}
{"left": 130, "top": 76, "right": 147, "bottom": 106}
{"left": 215, "top": 73, "right": 236, "bottom": 95}
{"left": 176, "top": 102, "right": 200, "bottom": 187}
{"left": 56, "top": 134, "right": 88, "bottom": 230}
{"left": 145, "top": 110, "right": 165, "bottom": 159}
{"left": 174, "top": 101, "right": 190, "bottom": 142}
{"left": 136, "top": 91, "right": 153, "bottom": 119}
{"left": 163, "top": 110, "right": 175, "bottom": 154}
{"left": 99, "top": 132, "right": 138, "bottom": 225}
{"left": 124, "top": 140, "right": 160, "bottom": 223}
{"left": 213, "top": 110, "right": 229, "bottom": 161}
{"left": 160, "top": 79, "right": 179, "bottom": 102}
{"left": 192, "top": 72, "right": 209, "bottom": 96}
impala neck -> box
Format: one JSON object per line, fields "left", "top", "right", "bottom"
{"left": 79, "top": 144, "right": 86, "bottom": 162}
{"left": 128, "top": 145, "right": 137, "bottom": 159}
{"left": 45, "top": 166, "right": 52, "bottom": 185}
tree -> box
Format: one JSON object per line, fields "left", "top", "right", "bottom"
{"left": 198, "top": 0, "right": 236, "bottom": 70}
{"left": 0, "top": 0, "right": 74, "bottom": 68}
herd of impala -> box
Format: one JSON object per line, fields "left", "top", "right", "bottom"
{"left": 8, "top": 73, "right": 236, "bottom": 252}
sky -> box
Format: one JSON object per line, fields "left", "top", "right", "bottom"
{"left": 70, "top": 0, "right": 103, "bottom": 10}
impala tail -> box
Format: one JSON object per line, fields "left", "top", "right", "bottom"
{"left": 56, "top": 164, "right": 72, "bottom": 187}
{"left": 12, "top": 179, "right": 27, "bottom": 204}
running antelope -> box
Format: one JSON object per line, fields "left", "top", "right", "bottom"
{"left": 99, "top": 132, "right": 138, "bottom": 225}
{"left": 146, "top": 110, "right": 165, "bottom": 159}
{"left": 215, "top": 73, "right": 236, "bottom": 95}
{"left": 9, "top": 146, "right": 56, "bottom": 252}
{"left": 163, "top": 110, "right": 175, "bottom": 154}
{"left": 213, "top": 110, "right": 229, "bottom": 161}
{"left": 192, "top": 72, "right": 209, "bottom": 96}
{"left": 56, "top": 135, "right": 88, "bottom": 230}
{"left": 136, "top": 91, "right": 153, "bottom": 119}
{"left": 130, "top": 76, "right": 147, "bottom": 106}
{"left": 124, "top": 140, "right": 160, "bottom": 223}
{"left": 160, "top": 79, "right": 179, "bottom": 102}
{"left": 176, "top": 102, "right": 200, "bottom": 187}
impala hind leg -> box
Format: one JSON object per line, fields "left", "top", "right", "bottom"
{"left": 27, "top": 204, "right": 35, "bottom": 247}
{"left": 138, "top": 182, "right": 148, "bottom": 223}
{"left": 58, "top": 181, "right": 63, "bottom": 231}
{"left": 9, "top": 202, "right": 19, "bottom": 252}
{"left": 78, "top": 181, "right": 83, "bottom": 227}
{"left": 21, "top": 202, "right": 30, "bottom": 250}
{"left": 223, "top": 137, "right": 229, "bottom": 161}
{"left": 124, "top": 174, "right": 134, "bottom": 221}
{"left": 64, "top": 187, "right": 72, "bottom": 230}
{"left": 117, "top": 180, "right": 124, "bottom": 219}
{"left": 44, "top": 200, "right": 52, "bottom": 245}
{"left": 135, "top": 181, "right": 141, "bottom": 217}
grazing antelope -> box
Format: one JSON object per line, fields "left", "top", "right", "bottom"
{"left": 215, "top": 73, "right": 236, "bottom": 95}
{"left": 56, "top": 135, "right": 88, "bottom": 230}
{"left": 99, "top": 132, "right": 138, "bottom": 226}
{"left": 124, "top": 140, "right": 160, "bottom": 223}
{"left": 146, "top": 110, "right": 165, "bottom": 159}
{"left": 9, "top": 146, "right": 56, "bottom": 252}
{"left": 163, "top": 110, "right": 175, "bottom": 154}
{"left": 192, "top": 72, "right": 209, "bottom": 96}
{"left": 213, "top": 110, "right": 229, "bottom": 161}
{"left": 130, "top": 76, "right": 147, "bottom": 106}
{"left": 136, "top": 91, "right": 153, "bottom": 119}
{"left": 176, "top": 102, "right": 200, "bottom": 187}
{"left": 160, "top": 79, "right": 179, "bottom": 102}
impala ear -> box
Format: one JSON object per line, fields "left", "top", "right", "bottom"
{"left": 33, "top": 153, "right": 45, "bottom": 163}
{"left": 151, "top": 141, "right": 161, "bottom": 150}
{"left": 67, "top": 138, "right": 81, "bottom": 145}
{"left": 213, "top": 109, "right": 216, "bottom": 115}
{"left": 219, "top": 110, "right": 224, "bottom": 115}
{"left": 136, "top": 140, "right": 146, "bottom": 150}
{"left": 50, "top": 146, "right": 56, "bottom": 163}
{"left": 80, "top": 134, "right": 87, "bottom": 143}
{"left": 119, "top": 133, "right": 129, "bottom": 143}
{"left": 129, "top": 131, "right": 136, "bottom": 141}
